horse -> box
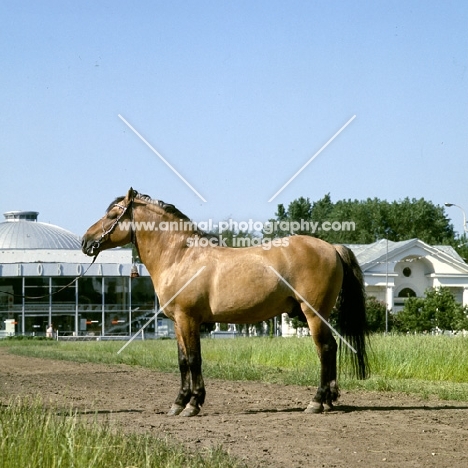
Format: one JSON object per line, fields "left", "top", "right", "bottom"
{"left": 81, "top": 188, "right": 369, "bottom": 417}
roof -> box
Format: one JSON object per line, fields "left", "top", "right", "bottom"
{"left": 0, "top": 248, "right": 132, "bottom": 264}
{"left": 346, "top": 239, "right": 414, "bottom": 267}
{"left": 0, "top": 211, "right": 81, "bottom": 250}
{"left": 347, "top": 238, "right": 468, "bottom": 272}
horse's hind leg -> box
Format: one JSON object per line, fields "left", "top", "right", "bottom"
{"left": 304, "top": 314, "right": 339, "bottom": 414}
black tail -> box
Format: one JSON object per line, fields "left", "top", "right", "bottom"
{"left": 334, "top": 245, "right": 370, "bottom": 379}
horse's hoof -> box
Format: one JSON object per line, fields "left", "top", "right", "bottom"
{"left": 323, "top": 402, "right": 334, "bottom": 412}
{"left": 304, "top": 402, "right": 323, "bottom": 414}
{"left": 167, "top": 404, "right": 185, "bottom": 416}
{"left": 180, "top": 403, "right": 200, "bottom": 417}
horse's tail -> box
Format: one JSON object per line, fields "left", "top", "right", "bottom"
{"left": 334, "top": 244, "right": 370, "bottom": 380}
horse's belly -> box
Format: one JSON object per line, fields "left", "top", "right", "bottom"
{"left": 207, "top": 289, "right": 291, "bottom": 324}
{"left": 205, "top": 258, "right": 291, "bottom": 322}
{"left": 207, "top": 306, "right": 283, "bottom": 324}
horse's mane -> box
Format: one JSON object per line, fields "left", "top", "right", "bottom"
{"left": 107, "top": 191, "right": 212, "bottom": 237}
{"left": 136, "top": 193, "right": 193, "bottom": 223}
{"left": 106, "top": 196, "right": 126, "bottom": 212}
{"left": 107, "top": 193, "right": 190, "bottom": 221}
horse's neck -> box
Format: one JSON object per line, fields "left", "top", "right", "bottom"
{"left": 133, "top": 208, "right": 190, "bottom": 278}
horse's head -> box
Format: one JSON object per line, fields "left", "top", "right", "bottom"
{"left": 81, "top": 187, "right": 136, "bottom": 257}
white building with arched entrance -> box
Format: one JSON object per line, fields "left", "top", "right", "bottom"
{"left": 281, "top": 239, "right": 468, "bottom": 336}
{"left": 353, "top": 238, "right": 468, "bottom": 312}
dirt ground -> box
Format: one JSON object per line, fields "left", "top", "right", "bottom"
{"left": 1, "top": 348, "right": 468, "bottom": 468}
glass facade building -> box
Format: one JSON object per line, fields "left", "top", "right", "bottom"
{"left": 0, "top": 274, "right": 157, "bottom": 337}
{"left": 0, "top": 211, "right": 158, "bottom": 337}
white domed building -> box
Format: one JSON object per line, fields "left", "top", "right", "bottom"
{"left": 0, "top": 210, "right": 166, "bottom": 338}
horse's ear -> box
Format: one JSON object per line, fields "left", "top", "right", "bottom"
{"left": 127, "top": 187, "right": 136, "bottom": 201}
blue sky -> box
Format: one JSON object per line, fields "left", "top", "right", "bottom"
{"left": 1, "top": 1, "right": 467, "bottom": 237}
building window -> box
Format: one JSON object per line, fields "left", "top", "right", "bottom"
{"left": 131, "top": 276, "right": 157, "bottom": 334}
{"left": 402, "top": 267, "right": 412, "bottom": 277}
{"left": 398, "top": 288, "right": 416, "bottom": 298}
{"left": 78, "top": 277, "right": 103, "bottom": 335}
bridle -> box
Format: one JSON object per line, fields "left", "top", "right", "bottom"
{"left": 90, "top": 199, "right": 134, "bottom": 255}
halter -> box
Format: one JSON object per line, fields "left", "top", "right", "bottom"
{"left": 91, "top": 192, "right": 139, "bottom": 277}
{"left": 101, "top": 203, "right": 128, "bottom": 238}
{"left": 91, "top": 201, "right": 132, "bottom": 254}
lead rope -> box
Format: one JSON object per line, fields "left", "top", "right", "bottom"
{"left": 129, "top": 199, "right": 140, "bottom": 278}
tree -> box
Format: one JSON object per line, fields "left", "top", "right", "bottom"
{"left": 266, "top": 194, "right": 460, "bottom": 252}
{"left": 453, "top": 302, "right": 468, "bottom": 331}
{"left": 395, "top": 287, "right": 468, "bottom": 333}
{"left": 365, "top": 296, "right": 391, "bottom": 333}
{"left": 455, "top": 233, "right": 468, "bottom": 262}
{"left": 395, "top": 296, "right": 431, "bottom": 333}
{"left": 284, "top": 296, "right": 390, "bottom": 334}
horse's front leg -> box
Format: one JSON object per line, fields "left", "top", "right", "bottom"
{"left": 169, "top": 316, "right": 205, "bottom": 417}
{"left": 167, "top": 342, "right": 192, "bottom": 416}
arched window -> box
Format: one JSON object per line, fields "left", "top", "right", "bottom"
{"left": 398, "top": 288, "right": 416, "bottom": 298}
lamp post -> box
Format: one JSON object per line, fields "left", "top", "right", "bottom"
{"left": 444, "top": 203, "right": 468, "bottom": 234}
{"left": 384, "top": 227, "right": 392, "bottom": 334}
{"left": 385, "top": 236, "right": 389, "bottom": 334}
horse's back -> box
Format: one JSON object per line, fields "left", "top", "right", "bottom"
{"left": 271, "top": 235, "right": 342, "bottom": 276}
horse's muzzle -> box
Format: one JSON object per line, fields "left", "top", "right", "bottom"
{"left": 81, "top": 237, "right": 100, "bottom": 256}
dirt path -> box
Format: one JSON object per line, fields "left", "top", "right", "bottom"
{"left": 1, "top": 348, "right": 468, "bottom": 467}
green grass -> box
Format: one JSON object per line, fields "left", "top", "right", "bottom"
{"left": 0, "top": 398, "right": 245, "bottom": 468}
{"left": 2, "top": 334, "right": 468, "bottom": 401}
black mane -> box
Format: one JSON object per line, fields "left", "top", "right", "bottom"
{"left": 106, "top": 193, "right": 190, "bottom": 222}
{"left": 135, "top": 193, "right": 192, "bottom": 223}
{"left": 106, "top": 196, "right": 125, "bottom": 213}
{"left": 107, "top": 191, "right": 212, "bottom": 237}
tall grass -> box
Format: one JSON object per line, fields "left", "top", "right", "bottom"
{"left": 0, "top": 398, "right": 245, "bottom": 468}
{"left": 2, "top": 334, "right": 468, "bottom": 400}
